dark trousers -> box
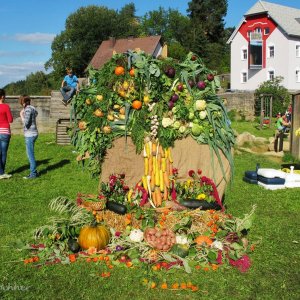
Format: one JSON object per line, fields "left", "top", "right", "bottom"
{"left": 274, "top": 131, "right": 284, "bottom": 152}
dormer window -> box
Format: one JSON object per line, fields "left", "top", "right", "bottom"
{"left": 264, "top": 27, "right": 270, "bottom": 35}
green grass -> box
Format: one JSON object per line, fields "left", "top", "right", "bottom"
{"left": 0, "top": 133, "right": 299, "bottom": 299}
{"left": 231, "top": 120, "right": 276, "bottom": 139}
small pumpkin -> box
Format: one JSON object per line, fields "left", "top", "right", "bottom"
{"left": 195, "top": 235, "right": 213, "bottom": 246}
{"left": 115, "top": 66, "right": 125, "bottom": 76}
{"left": 78, "top": 225, "right": 110, "bottom": 250}
{"left": 129, "top": 68, "right": 135, "bottom": 77}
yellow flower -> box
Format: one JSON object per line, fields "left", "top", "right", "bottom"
{"left": 196, "top": 193, "right": 206, "bottom": 200}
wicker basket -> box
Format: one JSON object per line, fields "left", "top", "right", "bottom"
{"left": 83, "top": 200, "right": 106, "bottom": 211}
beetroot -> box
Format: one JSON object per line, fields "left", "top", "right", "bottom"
{"left": 165, "top": 67, "right": 175, "bottom": 78}
{"left": 188, "top": 79, "right": 195, "bottom": 88}
{"left": 207, "top": 73, "right": 214, "bottom": 81}
{"left": 168, "top": 101, "right": 174, "bottom": 109}
{"left": 177, "top": 83, "right": 184, "bottom": 92}
{"left": 171, "top": 94, "right": 179, "bottom": 102}
{"left": 197, "top": 81, "right": 206, "bottom": 90}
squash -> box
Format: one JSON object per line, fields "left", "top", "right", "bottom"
{"left": 78, "top": 225, "right": 110, "bottom": 250}
{"left": 106, "top": 201, "right": 127, "bottom": 215}
{"left": 171, "top": 244, "right": 189, "bottom": 258}
{"left": 114, "top": 66, "right": 125, "bottom": 76}
{"left": 195, "top": 235, "right": 213, "bottom": 246}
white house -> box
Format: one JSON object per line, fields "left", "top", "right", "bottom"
{"left": 227, "top": 1, "right": 300, "bottom": 92}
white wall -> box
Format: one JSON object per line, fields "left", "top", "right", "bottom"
{"left": 230, "top": 29, "right": 300, "bottom": 91}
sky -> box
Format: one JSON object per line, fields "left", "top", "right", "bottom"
{"left": 1, "top": 0, "right": 300, "bottom": 88}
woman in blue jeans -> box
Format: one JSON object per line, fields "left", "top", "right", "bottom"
{"left": 19, "top": 95, "right": 39, "bottom": 179}
{"left": 0, "top": 89, "right": 13, "bottom": 179}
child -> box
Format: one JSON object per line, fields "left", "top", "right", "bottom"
{"left": 60, "top": 67, "right": 79, "bottom": 106}
{"left": 19, "top": 95, "right": 39, "bottom": 179}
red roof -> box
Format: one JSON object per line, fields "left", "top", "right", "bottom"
{"left": 89, "top": 35, "right": 162, "bottom": 69}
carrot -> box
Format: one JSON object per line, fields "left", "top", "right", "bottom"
{"left": 163, "top": 171, "right": 170, "bottom": 188}
{"left": 168, "top": 147, "right": 173, "bottom": 163}
{"left": 161, "top": 157, "right": 166, "bottom": 172}
{"left": 159, "top": 170, "right": 164, "bottom": 192}
{"left": 152, "top": 142, "right": 157, "bottom": 156}
{"left": 163, "top": 185, "right": 168, "bottom": 201}
{"left": 151, "top": 171, "right": 155, "bottom": 192}
{"left": 159, "top": 145, "right": 165, "bottom": 158}
{"left": 148, "top": 155, "right": 153, "bottom": 175}
{"left": 152, "top": 156, "right": 156, "bottom": 174}
{"left": 151, "top": 191, "right": 157, "bottom": 206}
{"left": 166, "top": 158, "right": 170, "bottom": 176}
{"left": 144, "top": 157, "right": 149, "bottom": 176}
{"left": 155, "top": 187, "right": 162, "bottom": 207}
{"left": 169, "top": 162, "right": 173, "bottom": 176}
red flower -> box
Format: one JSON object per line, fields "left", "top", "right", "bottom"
{"left": 197, "top": 169, "right": 202, "bottom": 175}
{"left": 188, "top": 170, "right": 195, "bottom": 177}
{"left": 172, "top": 168, "right": 178, "bottom": 176}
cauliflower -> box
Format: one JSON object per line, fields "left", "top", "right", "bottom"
{"left": 162, "top": 117, "right": 173, "bottom": 128}
{"left": 199, "top": 110, "right": 207, "bottom": 120}
{"left": 129, "top": 229, "right": 144, "bottom": 243}
{"left": 195, "top": 99, "right": 207, "bottom": 111}
{"left": 176, "top": 235, "right": 188, "bottom": 245}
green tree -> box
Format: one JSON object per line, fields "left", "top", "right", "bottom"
{"left": 45, "top": 5, "right": 119, "bottom": 82}
{"left": 187, "top": 0, "right": 228, "bottom": 72}
{"left": 254, "top": 76, "right": 291, "bottom": 117}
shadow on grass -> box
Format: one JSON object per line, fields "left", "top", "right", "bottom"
{"left": 38, "top": 159, "right": 71, "bottom": 175}
{"left": 10, "top": 159, "right": 51, "bottom": 174}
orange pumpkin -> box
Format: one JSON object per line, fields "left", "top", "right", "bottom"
{"left": 115, "top": 66, "right": 125, "bottom": 76}
{"left": 78, "top": 225, "right": 110, "bottom": 250}
{"left": 132, "top": 100, "right": 142, "bottom": 110}
{"left": 129, "top": 68, "right": 135, "bottom": 77}
{"left": 195, "top": 235, "right": 213, "bottom": 246}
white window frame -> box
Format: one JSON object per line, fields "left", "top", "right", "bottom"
{"left": 267, "top": 44, "right": 275, "bottom": 58}
{"left": 296, "top": 68, "right": 300, "bottom": 82}
{"left": 268, "top": 69, "right": 275, "bottom": 81}
{"left": 241, "top": 47, "right": 248, "bottom": 60}
{"left": 241, "top": 71, "right": 247, "bottom": 83}
{"left": 296, "top": 45, "right": 300, "bottom": 58}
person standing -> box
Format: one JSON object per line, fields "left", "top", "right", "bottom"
{"left": 0, "top": 89, "right": 13, "bottom": 179}
{"left": 19, "top": 95, "right": 39, "bottom": 179}
{"left": 60, "top": 67, "right": 79, "bottom": 106}
{"left": 274, "top": 112, "right": 289, "bottom": 152}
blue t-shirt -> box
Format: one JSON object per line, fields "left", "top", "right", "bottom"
{"left": 64, "top": 74, "right": 78, "bottom": 88}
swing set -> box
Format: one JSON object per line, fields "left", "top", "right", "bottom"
{"left": 259, "top": 94, "right": 273, "bottom": 129}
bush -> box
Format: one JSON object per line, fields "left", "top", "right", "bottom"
{"left": 254, "top": 76, "right": 291, "bottom": 117}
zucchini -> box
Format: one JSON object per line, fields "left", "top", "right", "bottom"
{"left": 106, "top": 201, "right": 127, "bottom": 215}
{"left": 180, "top": 199, "right": 221, "bottom": 210}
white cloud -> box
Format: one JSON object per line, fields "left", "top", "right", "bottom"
{"left": 14, "top": 33, "right": 56, "bottom": 44}
{"left": 0, "top": 33, "right": 56, "bottom": 44}
{"left": 0, "top": 50, "right": 45, "bottom": 58}
{"left": 0, "top": 62, "right": 48, "bottom": 88}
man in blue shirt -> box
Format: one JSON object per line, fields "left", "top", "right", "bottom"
{"left": 60, "top": 68, "right": 79, "bottom": 106}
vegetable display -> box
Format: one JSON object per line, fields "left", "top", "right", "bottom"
{"left": 69, "top": 50, "right": 235, "bottom": 180}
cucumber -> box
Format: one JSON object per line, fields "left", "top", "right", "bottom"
{"left": 106, "top": 201, "right": 127, "bottom": 215}
{"left": 180, "top": 199, "right": 221, "bottom": 210}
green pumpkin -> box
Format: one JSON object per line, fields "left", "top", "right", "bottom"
{"left": 171, "top": 244, "right": 189, "bottom": 258}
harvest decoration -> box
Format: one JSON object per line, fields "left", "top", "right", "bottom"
{"left": 69, "top": 50, "right": 235, "bottom": 178}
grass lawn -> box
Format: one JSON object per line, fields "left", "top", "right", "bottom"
{"left": 0, "top": 131, "right": 299, "bottom": 300}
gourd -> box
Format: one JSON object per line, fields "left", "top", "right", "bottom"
{"left": 67, "top": 239, "right": 81, "bottom": 253}
{"left": 195, "top": 235, "right": 213, "bottom": 246}
{"left": 78, "top": 225, "right": 110, "bottom": 250}
{"left": 171, "top": 244, "right": 189, "bottom": 258}
{"left": 106, "top": 201, "right": 127, "bottom": 215}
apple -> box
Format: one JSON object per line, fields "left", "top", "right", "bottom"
{"left": 85, "top": 98, "right": 92, "bottom": 105}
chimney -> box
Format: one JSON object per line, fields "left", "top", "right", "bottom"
{"left": 109, "top": 37, "right": 116, "bottom": 48}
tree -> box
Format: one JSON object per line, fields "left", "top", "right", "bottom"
{"left": 45, "top": 6, "right": 119, "bottom": 81}
{"left": 187, "top": 0, "right": 228, "bottom": 72}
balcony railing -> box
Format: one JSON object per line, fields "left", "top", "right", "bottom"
{"left": 250, "top": 32, "right": 262, "bottom": 41}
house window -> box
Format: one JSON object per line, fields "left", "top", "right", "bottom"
{"left": 247, "top": 30, "right": 251, "bottom": 38}
{"left": 241, "top": 48, "right": 248, "bottom": 60}
{"left": 241, "top": 72, "right": 247, "bottom": 83}
{"left": 268, "top": 45, "right": 275, "bottom": 58}
{"left": 296, "top": 69, "right": 300, "bottom": 82}
{"left": 268, "top": 70, "right": 275, "bottom": 81}
{"left": 296, "top": 45, "right": 300, "bottom": 57}
{"left": 249, "top": 41, "right": 262, "bottom": 69}
{"left": 264, "top": 27, "right": 270, "bottom": 35}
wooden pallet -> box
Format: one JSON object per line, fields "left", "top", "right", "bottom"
{"left": 56, "top": 119, "right": 72, "bottom": 145}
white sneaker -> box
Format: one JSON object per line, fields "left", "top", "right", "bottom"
{"left": 0, "top": 174, "right": 12, "bottom": 179}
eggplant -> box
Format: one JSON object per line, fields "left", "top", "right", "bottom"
{"left": 180, "top": 199, "right": 221, "bottom": 210}
{"left": 106, "top": 201, "right": 127, "bottom": 215}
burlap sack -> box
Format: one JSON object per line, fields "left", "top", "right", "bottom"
{"left": 99, "top": 136, "right": 232, "bottom": 199}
